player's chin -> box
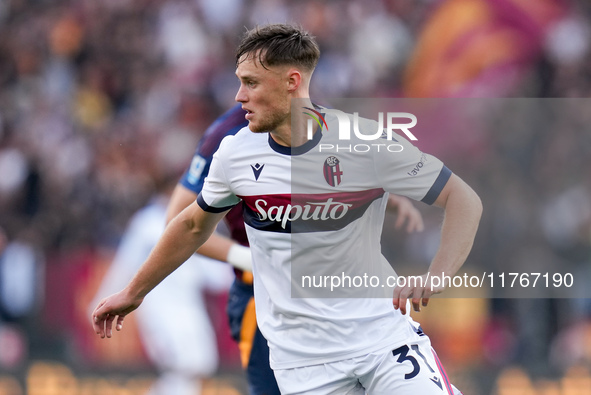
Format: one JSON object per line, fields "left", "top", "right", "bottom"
{"left": 248, "top": 122, "right": 269, "bottom": 134}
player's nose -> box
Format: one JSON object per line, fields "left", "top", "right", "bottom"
{"left": 235, "top": 85, "right": 247, "bottom": 103}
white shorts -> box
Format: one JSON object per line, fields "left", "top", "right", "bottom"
{"left": 274, "top": 332, "right": 462, "bottom": 395}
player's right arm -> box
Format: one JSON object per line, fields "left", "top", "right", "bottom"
{"left": 92, "top": 201, "right": 229, "bottom": 339}
{"left": 166, "top": 183, "right": 199, "bottom": 224}
{"left": 167, "top": 181, "right": 251, "bottom": 271}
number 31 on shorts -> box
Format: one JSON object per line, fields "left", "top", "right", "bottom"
{"left": 390, "top": 343, "right": 462, "bottom": 394}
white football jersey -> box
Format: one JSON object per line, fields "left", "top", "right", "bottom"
{"left": 198, "top": 111, "right": 451, "bottom": 369}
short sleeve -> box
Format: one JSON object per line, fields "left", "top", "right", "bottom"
{"left": 372, "top": 127, "right": 451, "bottom": 204}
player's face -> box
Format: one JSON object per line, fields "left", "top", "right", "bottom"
{"left": 235, "top": 54, "right": 291, "bottom": 134}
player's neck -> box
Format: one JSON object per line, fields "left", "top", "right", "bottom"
{"left": 269, "top": 126, "right": 296, "bottom": 147}
{"left": 271, "top": 98, "right": 316, "bottom": 148}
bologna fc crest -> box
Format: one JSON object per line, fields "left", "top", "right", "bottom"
{"left": 323, "top": 156, "right": 343, "bottom": 187}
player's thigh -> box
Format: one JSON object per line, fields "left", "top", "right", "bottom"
{"left": 362, "top": 337, "right": 460, "bottom": 395}
{"left": 274, "top": 363, "right": 364, "bottom": 395}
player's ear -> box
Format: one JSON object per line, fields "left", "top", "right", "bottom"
{"left": 286, "top": 68, "right": 302, "bottom": 93}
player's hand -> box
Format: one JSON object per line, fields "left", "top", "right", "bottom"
{"left": 91, "top": 288, "right": 143, "bottom": 339}
{"left": 386, "top": 195, "right": 424, "bottom": 233}
{"left": 392, "top": 273, "right": 444, "bottom": 314}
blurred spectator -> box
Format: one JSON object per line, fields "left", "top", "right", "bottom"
{"left": 0, "top": 225, "right": 43, "bottom": 372}
{"left": 0, "top": 230, "right": 43, "bottom": 322}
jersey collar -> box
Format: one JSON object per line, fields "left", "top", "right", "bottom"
{"left": 268, "top": 127, "right": 323, "bottom": 156}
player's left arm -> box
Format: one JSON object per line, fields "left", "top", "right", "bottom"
{"left": 392, "top": 173, "right": 482, "bottom": 314}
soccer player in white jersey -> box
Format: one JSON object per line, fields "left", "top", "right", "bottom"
{"left": 92, "top": 24, "right": 482, "bottom": 394}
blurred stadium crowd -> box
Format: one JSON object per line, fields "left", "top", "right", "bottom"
{"left": 0, "top": 0, "right": 591, "bottom": 394}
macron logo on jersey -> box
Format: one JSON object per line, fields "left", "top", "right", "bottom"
{"left": 429, "top": 377, "right": 443, "bottom": 390}
{"left": 250, "top": 163, "right": 264, "bottom": 181}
